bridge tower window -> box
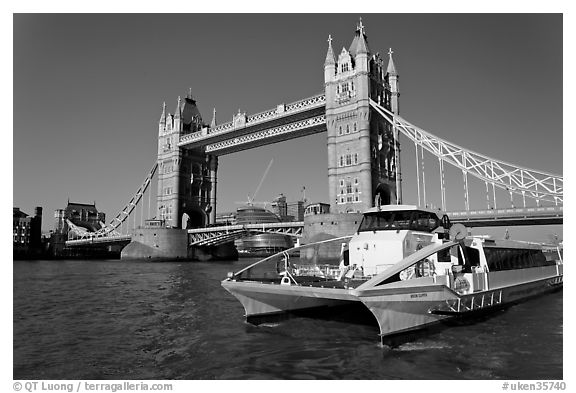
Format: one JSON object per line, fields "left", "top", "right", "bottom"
{"left": 346, "top": 125, "right": 350, "bottom": 134}
{"left": 342, "top": 63, "right": 349, "bottom": 73}
{"left": 346, "top": 180, "right": 353, "bottom": 194}
{"left": 354, "top": 153, "right": 358, "bottom": 164}
{"left": 166, "top": 205, "right": 173, "bottom": 221}
{"left": 339, "top": 126, "right": 342, "bottom": 135}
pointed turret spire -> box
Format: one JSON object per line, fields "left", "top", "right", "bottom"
{"left": 349, "top": 17, "right": 369, "bottom": 57}
{"left": 210, "top": 107, "right": 217, "bottom": 128}
{"left": 387, "top": 48, "right": 397, "bottom": 75}
{"left": 387, "top": 47, "right": 400, "bottom": 114}
{"left": 324, "top": 34, "right": 336, "bottom": 65}
{"left": 159, "top": 101, "right": 166, "bottom": 124}
{"left": 356, "top": 32, "right": 369, "bottom": 55}
{"left": 356, "top": 17, "right": 369, "bottom": 55}
{"left": 358, "top": 17, "right": 365, "bottom": 35}
{"left": 174, "top": 96, "right": 182, "bottom": 119}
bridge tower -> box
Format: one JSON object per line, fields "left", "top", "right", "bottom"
{"left": 156, "top": 92, "right": 216, "bottom": 228}
{"left": 325, "top": 20, "right": 401, "bottom": 213}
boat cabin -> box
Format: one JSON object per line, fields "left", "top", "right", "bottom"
{"left": 348, "top": 205, "right": 449, "bottom": 276}
{"left": 355, "top": 235, "right": 560, "bottom": 296}
{"left": 226, "top": 205, "right": 561, "bottom": 296}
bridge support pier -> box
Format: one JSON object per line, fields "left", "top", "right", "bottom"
{"left": 121, "top": 225, "right": 239, "bottom": 261}
{"left": 121, "top": 227, "right": 189, "bottom": 261}
{"left": 302, "top": 212, "right": 363, "bottom": 260}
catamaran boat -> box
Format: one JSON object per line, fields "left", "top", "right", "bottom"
{"left": 221, "top": 205, "right": 563, "bottom": 343}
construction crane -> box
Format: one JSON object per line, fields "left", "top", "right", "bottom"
{"left": 236, "top": 159, "right": 274, "bottom": 208}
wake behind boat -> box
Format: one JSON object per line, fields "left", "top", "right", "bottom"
{"left": 221, "top": 205, "right": 563, "bottom": 343}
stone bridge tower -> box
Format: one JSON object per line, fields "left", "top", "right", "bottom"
{"left": 325, "top": 20, "right": 400, "bottom": 213}
{"left": 156, "top": 92, "right": 217, "bottom": 229}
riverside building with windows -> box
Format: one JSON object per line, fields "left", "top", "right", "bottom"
{"left": 13, "top": 207, "right": 42, "bottom": 258}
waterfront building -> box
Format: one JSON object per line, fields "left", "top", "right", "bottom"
{"left": 13, "top": 207, "right": 42, "bottom": 258}
{"left": 287, "top": 201, "right": 305, "bottom": 221}
{"left": 234, "top": 206, "right": 293, "bottom": 256}
{"left": 271, "top": 194, "right": 288, "bottom": 218}
{"left": 54, "top": 201, "right": 106, "bottom": 235}
{"left": 215, "top": 211, "right": 237, "bottom": 226}
{"left": 304, "top": 202, "right": 331, "bottom": 217}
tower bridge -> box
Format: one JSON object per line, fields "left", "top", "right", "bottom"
{"left": 65, "top": 19, "right": 563, "bottom": 260}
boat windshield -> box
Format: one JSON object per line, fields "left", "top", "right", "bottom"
{"left": 228, "top": 236, "right": 369, "bottom": 289}
{"left": 358, "top": 210, "right": 441, "bottom": 232}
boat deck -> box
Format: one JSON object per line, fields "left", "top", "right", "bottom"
{"left": 237, "top": 276, "right": 367, "bottom": 289}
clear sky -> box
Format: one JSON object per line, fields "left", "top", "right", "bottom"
{"left": 13, "top": 13, "right": 563, "bottom": 242}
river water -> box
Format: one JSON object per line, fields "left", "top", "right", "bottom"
{"left": 13, "top": 259, "right": 563, "bottom": 380}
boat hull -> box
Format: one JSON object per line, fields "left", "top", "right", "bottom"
{"left": 357, "top": 266, "right": 563, "bottom": 340}
{"left": 222, "top": 267, "right": 562, "bottom": 337}
{"left": 221, "top": 279, "right": 359, "bottom": 321}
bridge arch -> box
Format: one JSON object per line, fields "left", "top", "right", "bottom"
{"left": 182, "top": 208, "right": 206, "bottom": 229}
{"left": 374, "top": 183, "right": 394, "bottom": 206}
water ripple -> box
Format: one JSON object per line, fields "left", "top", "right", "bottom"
{"left": 14, "top": 259, "right": 563, "bottom": 380}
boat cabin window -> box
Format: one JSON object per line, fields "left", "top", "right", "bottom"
{"left": 483, "top": 247, "right": 555, "bottom": 272}
{"left": 378, "top": 244, "right": 463, "bottom": 285}
{"left": 398, "top": 258, "right": 436, "bottom": 281}
{"left": 358, "top": 210, "right": 441, "bottom": 232}
{"left": 462, "top": 246, "right": 481, "bottom": 272}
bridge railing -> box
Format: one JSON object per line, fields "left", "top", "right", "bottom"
{"left": 65, "top": 234, "right": 132, "bottom": 247}
{"left": 188, "top": 221, "right": 305, "bottom": 234}
{"left": 447, "top": 206, "right": 563, "bottom": 223}
{"left": 188, "top": 224, "right": 246, "bottom": 234}
{"left": 188, "top": 222, "right": 304, "bottom": 246}
{"left": 204, "top": 115, "right": 326, "bottom": 153}
{"left": 178, "top": 94, "right": 326, "bottom": 146}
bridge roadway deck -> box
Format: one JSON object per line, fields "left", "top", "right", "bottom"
{"left": 189, "top": 206, "right": 563, "bottom": 245}
{"left": 447, "top": 206, "right": 563, "bottom": 227}
{"left": 188, "top": 222, "right": 304, "bottom": 246}
{"left": 65, "top": 206, "right": 562, "bottom": 247}
{"left": 65, "top": 235, "right": 132, "bottom": 247}
{"left": 178, "top": 94, "right": 326, "bottom": 155}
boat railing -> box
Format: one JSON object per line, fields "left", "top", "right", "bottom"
{"left": 374, "top": 263, "right": 396, "bottom": 275}
{"left": 429, "top": 289, "right": 504, "bottom": 315}
{"left": 228, "top": 235, "right": 353, "bottom": 284}
{"left": 542, "top": 243, "right": 563, "bottom": 264}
